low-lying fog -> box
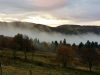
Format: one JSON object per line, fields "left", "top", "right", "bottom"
{"left": 0, "top": 27, "right": 100, "bottom": 45}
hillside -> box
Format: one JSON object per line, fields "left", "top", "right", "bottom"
{"left": 0, "top": 21, "right": 100, "bottom": 35}
{"left": 0, "top": 49, "right": 100, "bottom": 75}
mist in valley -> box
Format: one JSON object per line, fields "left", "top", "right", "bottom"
{"left": 0, "top": 24, "right": 100, "bottom": 45}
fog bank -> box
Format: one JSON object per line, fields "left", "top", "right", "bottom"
{"left": 0, "top": 26, "right": 100, "bottom": 45}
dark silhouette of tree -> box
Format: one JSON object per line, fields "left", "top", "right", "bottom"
{"left": 63, "top": 39, "right": 66, "bottom": 45}
{"left": 60, "top": 40, "right": 62, "bottom": 44}
{"left": 11, "top": 43, "right": 20, "bottom": 58}
{"left": 79, "top": 42, "right": 84, "bottom": 50}
{"left": 91, "top": 41, "right": 95, "bottom": 48}
{"left": 78, "top": 42, "right": 84, "bottom": 57}
{"left": 55, "top": 41, "right": 58, "bottom": 46}
{"left": 81, "top": 47, "right": 100, "bottom": 71}
{"left": 55, "top": 41, "right": 58, "bottom": 52}
{"left": 94, "top": 42, "right": 99, "bottom": 48}
{"left": 85, "top": 40, "right": 91, "bottom": 48}
{"left": 13, "top": 33, "right": 23, "bottom": 50}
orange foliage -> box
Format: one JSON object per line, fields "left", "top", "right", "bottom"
{"left": 56, "top": 44, "right": 75, "bottom": 67}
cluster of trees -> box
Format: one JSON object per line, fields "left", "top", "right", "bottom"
{"left": 56, "top": 40, "right": 100, "bottom": 71}
{"left": 33, "top": 38, "right": 68, "bottom": 52}
{"left": 0, "top": 34, "right": 34, "bottom": 59}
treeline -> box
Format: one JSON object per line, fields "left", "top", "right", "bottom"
{"left": 0, "top": 34, "right": 100, "bottom": 71}
{"left": 33, "top": 38, "right": 100, "bottom": 71}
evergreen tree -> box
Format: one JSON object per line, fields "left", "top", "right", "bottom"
{"left": 63, "top": 39, "right": 66, "bottom": 45}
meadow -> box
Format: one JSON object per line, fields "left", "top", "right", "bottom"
{"left": 0, "top": 48, "right": 100, "bottom": 75}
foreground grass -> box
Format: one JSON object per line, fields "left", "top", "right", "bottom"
{"left": 0, "top": 48, "right": 100, "bottom": 75}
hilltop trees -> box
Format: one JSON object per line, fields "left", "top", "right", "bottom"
{"left": 56, "top": 45, "right": 75, "bottom": 67}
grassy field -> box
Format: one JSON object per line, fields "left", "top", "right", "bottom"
{"left": 0, "top": 48, "right": 100, "bottom": 75}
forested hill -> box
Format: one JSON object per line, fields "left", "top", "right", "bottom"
{"left": 0, "top": 21, "right": 100, "bottom": 35}
{"left": 52, "top": 25, "right": 100, "bottom": 34}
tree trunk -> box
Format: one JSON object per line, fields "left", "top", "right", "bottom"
{"left": 30, "top": 70, "right": 32, "bottom": 75}
{"left": 89, "top": 62, "right": 92, "bottom": 71}
{"left": 13, "top": 49, "right": 16, "bottom": 58}
{"left": 13, "top": 52, "right": 16, "bottom": 58}
{"left": 89, "top": 65, "right": 92, "bottom": 71}
{"left": 0, "top": 62, "right": 2, "bottom": 75}
{"left": 24, "top": 50, "right": 27, "bottom": 60}
{"left": 25, "top": 53, "right": 27, "bottom": 60}
{"left": 63, "top": 60, "right": 66, "bottom": 67}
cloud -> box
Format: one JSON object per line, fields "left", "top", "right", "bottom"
{"left": 49, "top": 0, "right": 100, "bottom": 22}
{"left": 32, "top": 0, "right": 67, "bottom": 9}
{"left": 0, "top": 0, "right": 100, "bottom": 25}
{"left": 0, "top": 0, "right": 67, "bottom": 14}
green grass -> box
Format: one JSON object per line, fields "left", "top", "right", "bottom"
{"left": 0, "top": 48, "right": 100, "bottom": 75}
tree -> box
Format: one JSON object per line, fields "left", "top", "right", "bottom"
{"left": 13, "top": 33, "right": 23, "bottom": 50}
{"left": 79, "top": 42, "right": 84, "bottom": 50}
{"left": 41, "top": 42, "right": 51, "bottom": 52}
{"left": 79, "top": 42, "right": 84, "bottom": 56}
{"left": 0, "top": 35, "right": 4, "bottom": 49}
{"left": 11, "top": 43, "right": 20, "bottom": 58}
{"left": 56, "top": 45, "right": 75, "bottom": 67}
{"left": 63, "top": 39, "right": 66, "bottom": 45}
{"left": 22, "top": 35, "right": 33, "bottom": 60}
{"left": 33, "top": 38, "right": 41, "bottom": 51}
{"left": 85, "top": 40, "right": 91, "bottom": 48}
{"left": 55, "top": 41, "right": 58, "bottom": 52}
{"left": 60, "top": 40, "right": 62, "bottom": 44}
{"left": 7, "top": 37, "right": 13, "bottom": 48}
{"left": 81, "top": 47, "right": 100, "bottom": 71}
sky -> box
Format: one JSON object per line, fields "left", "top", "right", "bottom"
{"left": 0, "top": 0, "right": 100, "bottom": 27}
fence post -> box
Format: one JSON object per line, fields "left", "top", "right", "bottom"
{"left": 0, "top": 62, "right": 2, "bottom": 75}
{"left": 30, "top": 70, "right": 32, "bottom": 75}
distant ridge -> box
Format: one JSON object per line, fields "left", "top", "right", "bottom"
{"left": 0, "top": 21, "right": 100, "bottom": 35}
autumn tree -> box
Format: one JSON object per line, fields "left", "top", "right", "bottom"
{"left": 56, "top": 45, "right": 75, "bottom": 67}
{"left": 81, "top": 47, "right": 100, "bottom": 71}
{"left": 22, "top": 35, "right": 32, "bottom": 59}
